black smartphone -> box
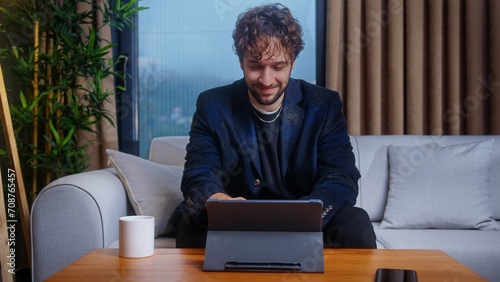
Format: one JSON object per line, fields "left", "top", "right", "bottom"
{"left": 375, "top": 268, "right": 418, "bottom": 282}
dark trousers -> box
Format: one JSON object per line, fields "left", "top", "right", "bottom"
{"left": 322, "top": 206, "right": 377, "bottom": 248}
{"left": 176, "top": 206, "right": 377, "bottom": 249}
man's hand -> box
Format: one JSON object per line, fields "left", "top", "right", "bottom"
{"left": 205, "top": 193, "right": 246, "bottom": 208}
{"left": 207, "top": 193, "right": 246, "bottom": 201}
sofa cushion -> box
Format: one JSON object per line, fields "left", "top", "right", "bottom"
{"left": 352, "top": 135, "right": 500, "bottom": 222}
{"left": 373, "top": 222, "right": 500, "bottom": 282}
{"left": 106, "top": 149, "right": 184, "bottom": 237}
{"left": 149, "top": 136, "right": 189, "bottom": 166}
{"left": 380, "top": 139, "right": 499, "bottom": 230}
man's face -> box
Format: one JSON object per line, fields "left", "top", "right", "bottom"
{"left": 240, "top": 44, "right": 295, "bottom": 111}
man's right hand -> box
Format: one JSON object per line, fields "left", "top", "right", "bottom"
{"left": 205, "top": 193, "right": 246, "bottom": 207}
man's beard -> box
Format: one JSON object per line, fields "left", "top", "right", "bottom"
{"left": 248, "top": 83, "right": 285, "bottom": 106}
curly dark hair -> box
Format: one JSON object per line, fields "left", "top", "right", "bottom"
{"left": 232, "top": 3, "right": 304, "bottom": 63}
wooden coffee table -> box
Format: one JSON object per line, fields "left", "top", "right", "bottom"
{"left": 46, "top": 248, "right": 486, "bottom": 281}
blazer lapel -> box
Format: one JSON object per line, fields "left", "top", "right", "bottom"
{"left": 279, "top": 79, "right": 304, "bottom": 178}
{"left": 232, "top": 80, "right": 262, "bottom": 176}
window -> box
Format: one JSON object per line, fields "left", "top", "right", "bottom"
{"left": 118, "top": 1, "right": 321, "bottom": 157}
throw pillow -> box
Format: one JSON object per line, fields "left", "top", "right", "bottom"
{"left": 380, "top": 139, "right": 499, "bottom": 230}
{"left": 106, "top": 149, "right": 185, "bottom": 237}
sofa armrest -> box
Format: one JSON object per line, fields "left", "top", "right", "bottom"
{"left": 31, "top": 168, "right": 131, "bottom": 282}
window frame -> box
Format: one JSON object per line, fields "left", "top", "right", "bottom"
{"left": 114, "top": 0, "right": 326, "bottom": 155}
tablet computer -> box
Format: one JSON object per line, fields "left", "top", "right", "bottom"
{"left": 204, "top": 199, "right": 325, "bottom": 273}
{"left": 206, "top": 199, "right": 323, "bottom": 232}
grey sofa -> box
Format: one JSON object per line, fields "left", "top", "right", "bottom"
{"left": 31, "top": 135, "right": 500, "bottom": 282}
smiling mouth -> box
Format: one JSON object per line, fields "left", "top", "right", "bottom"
{"left": 259, "top": 87, "right": 276, "bottom": 94}
{"left": 255, "top": 84, "right": 280, "bottom": 94}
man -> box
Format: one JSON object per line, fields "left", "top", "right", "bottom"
{"left": 174, "top": 3, "right": 376, "bottom": 249}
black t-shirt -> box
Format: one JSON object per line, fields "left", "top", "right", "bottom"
{"left": 251, "top": 105, "right": 292, "bottom": 199}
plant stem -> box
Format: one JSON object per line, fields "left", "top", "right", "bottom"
{"left": 45, "top": 33, "right": 53, "bottom": 185}
{"left": 32, "top": 20, "right": 39, "bottom": 196}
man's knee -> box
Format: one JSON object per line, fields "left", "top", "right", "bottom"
{"left": 175, "top": 212, "right": 208, "bottom": 248}
{"left": 323, "top": 206, "right": 376, "bottom": 249}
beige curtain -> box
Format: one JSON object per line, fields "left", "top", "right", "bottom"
{"left": 325, "top": 0, "right": 500, "bottom": 136}
{"left": 76, "top": 0, "right": 119, "bottom": 170}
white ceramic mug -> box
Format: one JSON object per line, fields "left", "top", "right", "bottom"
{"left": 119, "top": 215, "right": 155, "bottom": 258}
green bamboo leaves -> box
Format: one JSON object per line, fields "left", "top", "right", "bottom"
{"left": 0, "top": 0, "right": 148, "bottom": 198}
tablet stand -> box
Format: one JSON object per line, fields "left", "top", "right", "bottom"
{"left": 204, "top": 230, "right": 324, "bottom": 272}
{"left": 203, "top": 199, "right": 325, "bottom": 273}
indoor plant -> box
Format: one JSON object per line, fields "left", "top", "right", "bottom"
{"left": 0, "top": 0, "right": 147, "bottom": 201}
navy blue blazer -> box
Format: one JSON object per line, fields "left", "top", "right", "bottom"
{"left": 181, "top": 78, "right": 360, "bottom": 228}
